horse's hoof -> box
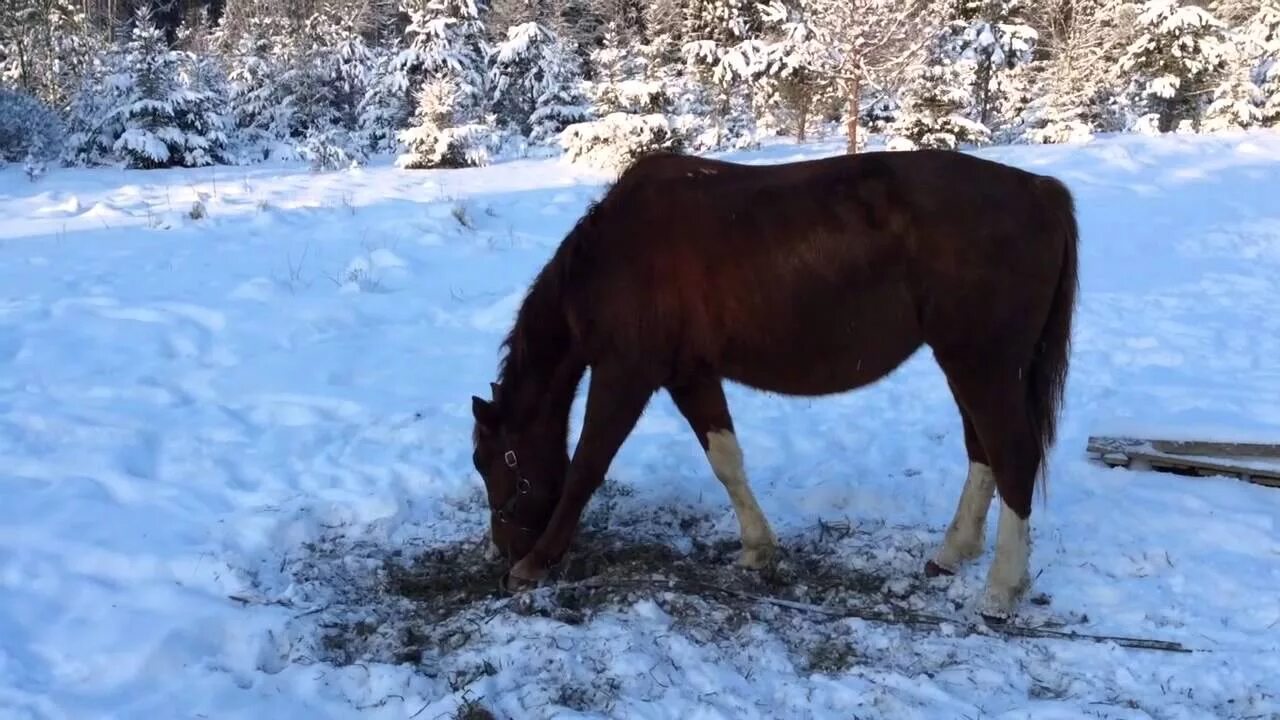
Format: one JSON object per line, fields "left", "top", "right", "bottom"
{"left": 509, "top": 554, "right": 549, "bottom": 584}
{"left": 979, "top": 584, "right": 1025, "bottom": 623}
{"left": 980, "top": 609, "right": 1011, "bottom": 626}
{"left": 739, "top": 543, "right": 777, "bottom": 570}
{"left": 924, "top": 559, "right": 954, "bottom": 578}
{"left": 499, "top": 570, "right": 537, "bottom": 594}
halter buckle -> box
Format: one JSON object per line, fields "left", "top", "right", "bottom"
{"left": 504, "top": 450, "right": 518, "bottom": 468}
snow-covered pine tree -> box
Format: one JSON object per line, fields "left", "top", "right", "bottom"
{"left": 755, "top": 0, "right": 838, "bottom": 142}
{"left": 588, "top": 0, "right": 647, "bottom": 45}
{"left": 219, "top": 18, "right": 295, "bottom": 162}
{"left": 938, "top": 0, "right": 1038, "bottom": 137}
{"left": 357, "top": 44, "right": 408, "bottom": 154}
{"left": 1202, "top": 62, "right": 1264, "bottom": 130}
{"left": 889, "top": 62, "right": 991, "bottom": 148}
{"left": 1263, "top": 58, "right": 1280, "bottom": 126}
{"left": 680, "top": 0, "right": 766, "bottom": 149}
{"left": 490, "top": 21, "right": 589, "bottom": 145}
{"left": 1119, "top": 0, "right": 1232, "bottom": 133}
{"left": 560, "top": 25, "right": 681, "bottom": 172}
{"left": 641, "top": 32, "right": 708, "bottom": 140}
{"left": 808, "top": 0, "right": 931, "bottom": 152}
{"left": 398, "top": 76, "right": 495, "bottom": 167}
{"left": 1238, "top": 0, "right": 1280, "bottom": 126}
{"left": 394, "top": 0, "right": 495, "bottom": 168}
{"left": 64, "top": 5, "right": 228, "bottom": 168}
{"left": 860, "top": 93, "right": 901, "bottom": 135}
{"left": 0, "top": 0, "right": 101, "bottom": 115}
{"left": 0, "top": 87, "right": 64, "bottom": 172}
{"left": 888, "top": 7, "right": 990, "bottom": 150}
{"left": 175, "top": 12, "right": 234, "bottom": 167}
{"left": 290, "top": 8, "right": 377, "bottom": 169}
{"left": 586, "top": 23, "right": 655, "bottom": 115}
{"left": 213, "top": 0, "right": 332, "bottom": 164}
{"left": 560, "top": 112, "right": 679, "bottom": 171}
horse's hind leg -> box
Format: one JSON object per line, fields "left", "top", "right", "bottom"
{"left": 668, "top": 375, "right": 778, "bottom": 568}
{"left": 937, "top": 365, "right": 1039, "bottom": 619}
{"left": 926, "top": 400, "right": 996, "bottom": 576}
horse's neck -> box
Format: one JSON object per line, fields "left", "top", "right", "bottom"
{"left": 505, "top": 353, "right": 586, "bottom": 444}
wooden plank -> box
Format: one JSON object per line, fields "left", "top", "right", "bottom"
{"left": 1143, "top": 439, "right": 1280, "bottom": 459}
{"left": 1086, "top": 435, "right": 1280, "bottom": 489}
{"left": 1087, "top": 435, "right": 1280, "bottom": 459}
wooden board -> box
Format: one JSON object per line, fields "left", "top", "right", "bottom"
{"left": 1086, "top": 435, "right": 1280, "bottom": 489}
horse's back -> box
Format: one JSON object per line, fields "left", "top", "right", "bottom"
{"left": 566, "top": 150, "right": 1076, "bottom": 392}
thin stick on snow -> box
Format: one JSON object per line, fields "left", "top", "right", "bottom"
{"left": 571, "top": 576, "right": 1195, "bottom": 654}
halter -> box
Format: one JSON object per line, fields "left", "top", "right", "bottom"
{"left": 493, "top": 447, "right": 533, "bottom": 529}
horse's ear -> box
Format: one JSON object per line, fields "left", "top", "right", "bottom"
{"left": 472, "top": 395, "right": 498, "bottom": 432}
{"left": 490, "top": 382, "right": 501, "bottom": 402}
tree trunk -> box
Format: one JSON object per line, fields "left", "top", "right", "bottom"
{"left": 797, "top": 90, "right": 809, "bottom": 143}
{"left": 845, "top": 74, "right": 860, "bottom": 153}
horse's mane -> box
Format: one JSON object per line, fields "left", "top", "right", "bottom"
{"left": 491, "top": 150, "right": 694, "bottom": 416}
{"left": 493, "top": 192, "right": 608, "bottom": 417}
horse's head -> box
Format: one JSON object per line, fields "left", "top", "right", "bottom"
{"left": 471, "top": 383, "right": 565, "bottom": 565}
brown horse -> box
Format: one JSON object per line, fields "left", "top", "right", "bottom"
{"left": 471, "top": 148, "right": 1078, "bottom": 618}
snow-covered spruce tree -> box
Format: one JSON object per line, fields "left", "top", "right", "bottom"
{"left": 889, "top": 63, "right": 990, "bottom": 149}
{"left": 221, "top": 22, "right": 297, "bottom": 162}
{"left": 399, "top": 77, "right": 495, "bottom": 167}
{"left": 0, "top": 0, "right": 101, "bottom": 114}
{"left": 174, "top": 15, "right": 234, "bottom": 167}
{"left": 291, "top": 10, "right": 377, "bottom": 169}
{"left": 1262, "top": 58, "right": 1280, "bottom": 125}
{"left": 64, "top": 6, "right": 228, "bottom": 169}
{"left": 888, "top": 15, "right": 990, "bottom": 150}
{"left": 1238, "top": 0, "right": 1280, "bottom": 126}
{"left": 216, "top": 0, "right": 382, "bottom": 166}
{"left": 559, "top": 26, "right": 679, "bottom": 172}
{"left": 395, "top": 0, "right": 495, "bottom": 168}
{"left": 1119, "top": 0, "right": 1232, "bottom": 133}
{"left": 357, "top": 44, "right": 409, "bottom": 154}
{"left": 640, "top": 32, "right": 712, "bottom": 142}
{"left": 0, "top": 87, "right": 64, "bottom": 175}
{"left": 560, "top": 113, "right": 680, "bottom": 171}
{"left": 586, "top": 23, "right": 659, "bottom": 115}
{"left": 490, "top": 21, "right": 589, "bottom": 145}
{"left": 680, "top": 0, "right": 767, "bottom": 149}
{"left": 860, "top": 93, "right": 901, "bottom": 136}
{"left": 755, "top": 0, "right": 838, "bottom": 142}
{"left": 1202, "top": 63, "right": 1264, "bottom": 131}
{"left": 937, "top": 0, "right": 1038, "bottom": 138}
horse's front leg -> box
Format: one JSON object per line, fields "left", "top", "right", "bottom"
{"left": 507, "top": 365, "right": 655, "bottom": 587}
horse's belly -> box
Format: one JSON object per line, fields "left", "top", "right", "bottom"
{"left": 716, "top": 285, "right": 923, "bottom": 396}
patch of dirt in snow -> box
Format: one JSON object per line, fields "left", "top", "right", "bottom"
{"left": 264, "top": 485, "right": 1070, "bottom": 681}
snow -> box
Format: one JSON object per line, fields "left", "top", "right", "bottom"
{"left": 2, "top": 130, "right": 1280, "bottom": 718}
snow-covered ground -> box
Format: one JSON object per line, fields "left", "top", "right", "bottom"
{"left": 2, "top": 131, "right": 1280, "bottom": 720}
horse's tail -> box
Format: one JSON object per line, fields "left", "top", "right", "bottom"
{"left": 1027, "top": 176, "right": 1079, "bottom": 500}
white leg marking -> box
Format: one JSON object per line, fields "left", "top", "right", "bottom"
{"left": 706, "top": 429, "right": 777, "bottom": 568}
{"left": 982, "top": 500, "right": 1031, "bottom": 618}
{"left": 931, "top": 462, "right": 996, "bottom": 572}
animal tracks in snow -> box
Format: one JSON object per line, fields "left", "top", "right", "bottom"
{"left": 51, "top": 297, "right": 235, "bottom": 368}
